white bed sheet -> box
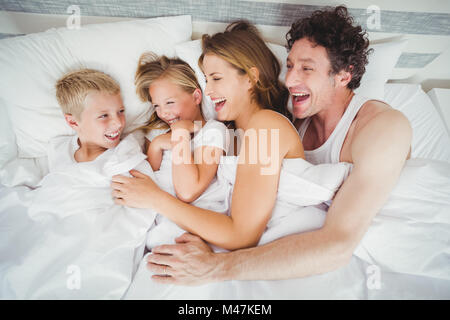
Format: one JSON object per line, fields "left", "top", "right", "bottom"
{"left": 123, "top": 157, "right": 450, "bottom": 300}
{"left": 1, "top": 83, "right": 449, "bottom": 300}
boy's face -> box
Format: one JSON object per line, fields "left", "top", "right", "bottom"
{"left": 66, "top": 91, "right": 125, "bottom": 152}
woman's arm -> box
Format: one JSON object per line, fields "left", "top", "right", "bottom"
{"left": 112, "top": 141, "right": 283, "bottom": 250}
{"left": 147, "top": 107, "right": 412, "bottom": 285}
{"left": 113, "top": 111, "right": 303, "bottom": 250}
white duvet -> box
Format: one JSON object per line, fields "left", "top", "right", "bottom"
{"left": 0, "top": 133, "right": 449, "bottom": 299}
{"left": 127, "top": 157, "right": 450, "bottom": 299}
{"left": 0, "top": 134, "right": 157, "bottom": 299}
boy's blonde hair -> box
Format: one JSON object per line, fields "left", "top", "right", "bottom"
{"left": 55, "top": 68, "right": 121, "bottom": 119}
{"left": 135, "top": 52, "right": 203, "bottom": 132}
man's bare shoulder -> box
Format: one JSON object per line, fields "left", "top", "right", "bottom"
{"left": 352, "top": 99, "right": 412, "bottom": 164}
{"left": 355, "top": 99, "right": 411, "bottom": 135}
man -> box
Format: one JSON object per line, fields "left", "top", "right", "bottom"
{"left": 146, "top": 6, "right": 412, "bottom": 284}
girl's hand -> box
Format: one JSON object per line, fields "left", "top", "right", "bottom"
{"left": 151, "top": 132, "right": 173, "bottom": 151}
{"left": 170, "top": 120, "right": 201, "bottom": 147}
{"left": 111, "top": 170, "right": 162, "bottom": 208}
{"left": 170, "top": 120, "right": 201, "bottom": 134}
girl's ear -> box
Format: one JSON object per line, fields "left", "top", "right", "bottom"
{"left": 64, "top": 114, "right": 79, "bottom": 130}
{"left": 193, "top": 88, "right": 203, "bottom": 106}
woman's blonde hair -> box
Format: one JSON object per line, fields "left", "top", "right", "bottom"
{"left": 55, "top": 68, "right": 120, "bottom": 119}
{"left": 198, "top": 20, "right": 289, "bottom": 118}
{"left": 135, "top": 53, "right": 203, "bottom": 132}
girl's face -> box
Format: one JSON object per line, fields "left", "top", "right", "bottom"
{"left": 202, "top": 53, "right": 253, "bottom": 122}
{"left": 149, "top": 77, "right": 203, "bottom": 125}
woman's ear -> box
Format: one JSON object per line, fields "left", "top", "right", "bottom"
{"left": 248, "top": 67, "right": 260, "bottom": 85}
{"left": 193, "top": 88, "right": 203, "bottom": 106}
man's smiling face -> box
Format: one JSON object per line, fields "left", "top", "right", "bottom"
{"left": 285, "top": 38, "right": 338, "bottom": 119}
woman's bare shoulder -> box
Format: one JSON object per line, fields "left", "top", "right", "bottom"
{"left": 249, "top": 109, "right": 295, "bottom": 130}
{"left": 248, "top": 109, "right": 304, "bottom": 158}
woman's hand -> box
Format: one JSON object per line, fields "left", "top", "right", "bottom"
{"left": 111, "top": 170, "right": 162, "bottom": 208}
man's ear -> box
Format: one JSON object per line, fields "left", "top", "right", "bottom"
{"left": 193, "top": 88, "right": 203, "bottom": 106}
{"left": 64, "top": 114, "right": 79, "bottom": 130}
{"left": 335, "top": 66, "right": 353, "bottom": 88}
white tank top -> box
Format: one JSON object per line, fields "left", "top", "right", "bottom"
{"left": 297, "top": 94, "right": 369, "bottom": 165}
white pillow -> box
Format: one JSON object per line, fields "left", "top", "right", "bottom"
{"left": 175, "top": 39, "right": 288, "bottom": 120}
{"left": 0, "top": 30, "right": 76, "bottom": 158}
{"left": 174, "top": 39, "right": 215, "bottom": 120}
{"left": 0, "top": 15, "right": 192, "bottom": 159}
{"left": 355, "top": 39, "right": 408, "bottom": 100}
{"left": 384, "top": 83, "right": 450, "bottom": 163}
{"left": 427, "top": 88, "right": 450, "bottom": 136}
{"left": 0, "top": 98, "right": 17, "bottom": 167}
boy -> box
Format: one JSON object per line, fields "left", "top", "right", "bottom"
{"left": 0, "top": 69, "right": 157, "bottom": 299}
{"left": 55, "top": 68, "right": 126, "bottom": 163}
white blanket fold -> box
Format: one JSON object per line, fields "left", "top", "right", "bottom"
{"left": 1, "top": 141, "right": 449, "bottom": 299}
{"left": 0, "top": 134, "right": 157, "bottom": 299}
{"left": 145, "top": 155, "right": 352, "bottom": 249}
{"left": 353, "top": 158, "right": 450, "bottom": 281}
{"left": 127, "top": 157, "right": 450, "bottom": 299}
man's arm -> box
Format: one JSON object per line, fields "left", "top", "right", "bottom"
{"left": 147, "top": 108, "right": 412, "bottom": 284}
{"left": 221, "top": 109, "right": 412, "bottom": 281}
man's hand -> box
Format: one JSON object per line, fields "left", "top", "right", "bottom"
{"left": 146, "top": 233, "right": 221, "bottom": 286}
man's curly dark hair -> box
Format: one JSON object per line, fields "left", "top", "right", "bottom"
{"left": 286, "top": 6, "right": 372, "bottom": 90}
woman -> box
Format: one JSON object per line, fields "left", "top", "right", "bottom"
{"left": 111, "top": 20, "right": 304, "bottom": 252}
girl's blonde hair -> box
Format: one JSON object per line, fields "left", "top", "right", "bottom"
{"left": 135, "top": 53, "right": 203, "bottom": 132}
{"left": 198, "top": 20, "right": 289, "bottom": 118}
{"left": 55, "top": 68, "right": 120, "bottom": 119}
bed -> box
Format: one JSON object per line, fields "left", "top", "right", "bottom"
{"left": 0, "top": 4, "right": 449, "bottom": 300}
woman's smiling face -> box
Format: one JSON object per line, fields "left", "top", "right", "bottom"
{"left": 202, "top": 53, "right": 253, "bottom": 122}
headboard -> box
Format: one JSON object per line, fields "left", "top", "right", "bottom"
{"left": 0, "top": 0, "right": 449, "bottom": 91}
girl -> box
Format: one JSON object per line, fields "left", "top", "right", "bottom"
{"left": 112, "top": 21, "right": 305, "bottom": 252}
{"left": 135, "top": 53, "right": 229, "bottom": 203}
